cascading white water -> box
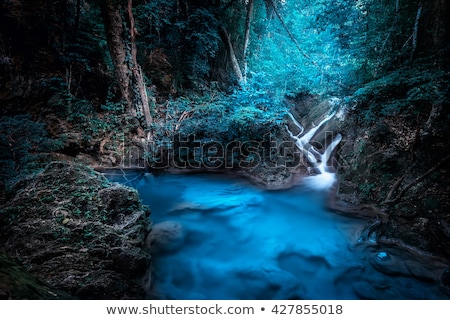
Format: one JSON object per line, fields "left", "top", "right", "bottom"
{"left": 303, "top": 132, "right": 343, "bottom": 189}
{"left": 285, "top": 107, "right": 341, "bottom": 190}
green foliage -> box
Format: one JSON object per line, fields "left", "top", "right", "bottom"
{"left": 185, "top": 8, "right": 220, "bottom": 78}
{"left": 147, "top": 81, "right": 286, "bottom": 167}
{"left": 359, "top": 182, "right": 377, "bottom": 201}
{"left": 0, "top": 116, "right": 64, "bottom": 182}
{"left": 247, "top": 0, "right": 362, "bottom": 95}
{"left": 239, "top": 0, "right": 435, "bottom": 100}
{"left": 179, "top": 86, "right": 284, "bottom": 141}
{"left": 351, "top": 65, "right": 450, "bottom": 123}
{"left": 136, "top": 0, "right": 221, "bottom": 89}
{"left": 35, "top": 2, "right": 111, "bottom": 101}
{"left": 0, "top": 253, "right": 71, "bottom": 299}
{"left": 226, "top": 87, "right": 284, "bottom": 137}
{"left": 423, "top": 196, "right": 439, "bottom": 211}
{"left": 46, "top": 90, "right": 126, "bottom": 152}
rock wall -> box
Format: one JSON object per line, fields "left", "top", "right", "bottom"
{"left": 336, "top": 100, "right": 450, "bottom": 259}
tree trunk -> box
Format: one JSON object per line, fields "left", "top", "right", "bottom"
{"left": 410, "top": 2, "right": 423, "bottom": 62}
{"left": 219, "top": 26, "right": 244, "bottom": 85}
{"left": 243, "top": 0, "right": 254, "bottom": 57}
{"left": 242, "top": 0, "right": 254, "bottom": 83}
{"left": 100, "top": 0, "right": 152, "bottom": 128}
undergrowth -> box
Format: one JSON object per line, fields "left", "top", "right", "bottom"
{"left": 351, "top": 63, "right": 450, "bottom": 124}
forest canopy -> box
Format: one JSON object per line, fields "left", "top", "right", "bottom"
{"left": 2, "top": 0, "right": 447, "bottom": 102}
{"left": 0, "top": 0, "right": 448, "bottom": 174}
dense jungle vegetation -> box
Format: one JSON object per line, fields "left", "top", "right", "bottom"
{"left": 0, "top": 0, "right": 449, "bottom": 299}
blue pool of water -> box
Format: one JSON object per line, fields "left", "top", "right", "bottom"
{"left": 105, "top": 171, "right": 449, "bottom": 300}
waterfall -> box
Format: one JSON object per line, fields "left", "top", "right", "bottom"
{"left": 285, "top": 109, "right": 341, "bottom": 190}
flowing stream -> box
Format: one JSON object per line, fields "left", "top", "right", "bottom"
{"left": 105, "top": 171, "right": 448, "bottom": 300}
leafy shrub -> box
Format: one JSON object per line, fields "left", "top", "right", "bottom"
{"left": 351, "top": 66, "right": 450, "bottom": 123}
{"left": 0, "top": 115, "right": 64, "bottom": 182}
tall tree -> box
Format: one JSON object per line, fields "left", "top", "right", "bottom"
{"left": 98, "top": 0, "right": 152, "bottom": 130}
{"left": 242, "top": 0, "right": 254, "bottom": 82}
{"left": 219, "top": 25, "right": 244, "bottom": 85}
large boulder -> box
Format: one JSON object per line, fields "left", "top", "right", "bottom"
{"left": 0, "top": 161, "right": 151, "bottom": 299}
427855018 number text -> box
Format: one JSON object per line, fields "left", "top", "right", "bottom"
{"left": 271, "top": 304, "right": 343, "bottom": 315}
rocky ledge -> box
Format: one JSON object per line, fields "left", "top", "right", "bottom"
{"left": 0, "top": 161, "right": 151, "bottom": 299}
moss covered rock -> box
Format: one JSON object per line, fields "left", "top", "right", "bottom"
{"left": 0, "top": 161, "right": 151, "bottom": 299}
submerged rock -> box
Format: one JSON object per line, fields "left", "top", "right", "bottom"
{"left": 147, "top": 221, "right": 185, "bottom": 254}
{"left": 352, "top": 280, "right": 399, "bottom": 300}
{"left": 232, "top": 267, "right": 305, "bottom": 299}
